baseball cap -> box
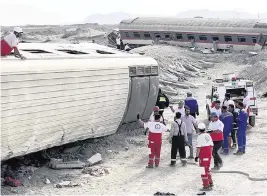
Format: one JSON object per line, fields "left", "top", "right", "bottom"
{"left": 210, "top": 112, "right": 218, "bottom": 117}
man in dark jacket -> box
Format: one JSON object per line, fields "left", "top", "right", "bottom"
{"left": 156, "top": 88, "right": 169, "bottom": 117}
{"left": 184, "top": 92, "right": 199, "bottom": 118}
{"left": 228, "top": 104, "right": 238, "bottom": 148}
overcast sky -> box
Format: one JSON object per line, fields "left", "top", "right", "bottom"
{"left": 1, "top": 0, "right": 266, "bottom": 25}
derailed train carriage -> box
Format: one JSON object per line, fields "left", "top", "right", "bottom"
{"left": 1, "top": 43, "right": 159, "bottom": 161}
{"left": 118, "top": 17, "right": 267, "bottom": 51}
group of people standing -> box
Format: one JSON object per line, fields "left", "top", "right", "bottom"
{"left": 115, "top": 35, "right": 131, "bottom": 51}
{"left": 137, "top": 88, "right": 250, "bottom": 191}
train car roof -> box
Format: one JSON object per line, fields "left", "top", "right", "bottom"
{"left": 120, "top": 17, "right": 265, "bottom": 28}
{"left": 0, "top": 43, "right": 145, "bottom": 60}
{"left": 1, "top": 43, "right": 158, "bottom": 73}
{"left": 119, "top": 17, "right": 267, "bottom": 34}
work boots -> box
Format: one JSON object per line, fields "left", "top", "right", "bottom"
{"left": 201, "top": 174, "right": 212, "bottom": 191}
{"left": 170, "top": 161, "right": 176, "bottom": 167}
{"left": 146, "top": 164, "right": 153, "bottom": 168}
{"left": 234, "top": 151, "right": 244, "bottom": 155}
{"left": 181, "top": 159, "right": 187, "bottom": 166}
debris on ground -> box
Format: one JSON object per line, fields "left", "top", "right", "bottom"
{"left": 4, "top": 177, "right": 22, "bottom": 187}
{"left": 82, "top": 166, "right": 110, "bottom": 177}
{"left": 248, "top": 51, "right": 258, "bottom": 56}
{"left": 48, "top": 158, "right": 85, "bottom": 169}
{"left": 45, "top": 178, "right": 51, "bottom": 184}
{"left": 197, "top": 192, "right": 206, "bottom": 195}
{"left": 238, "top": 62, "right": 267, "bottom": 93}
{"left": 54, "top": 181, "right": 81, "bottom": 188}
{"left": 87, "top": 153, "right": 102, "bottom": 166}
{"left": 154, "top": 191, "right": 176, "bottom": 195}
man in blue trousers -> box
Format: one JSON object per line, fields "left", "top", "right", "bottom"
{"left": 219, "top": 106, "right": 234, "bottom": 154}
{"left": 234, "top": 102, "right": 248, "bottom": 155}
{"left": 184, "top": 92, "right": 199, "bottom": 118}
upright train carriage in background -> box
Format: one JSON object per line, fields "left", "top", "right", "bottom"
{"left": 118, "top": 17, "right": 267, "bottom": 51}
{"left": 1, "top": 43, "right": 159, "bottom": 161}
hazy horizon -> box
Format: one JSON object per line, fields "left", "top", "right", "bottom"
{"left": 1, "top": 0, "right": 267, "bottom": 26}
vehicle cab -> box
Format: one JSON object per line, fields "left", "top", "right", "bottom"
{"left": 206, "top": 73, "right": 258, "bottom": 126}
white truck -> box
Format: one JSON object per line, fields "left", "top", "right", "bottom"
{"left": 206, "top": 73, "right": 258, "bottom": 126}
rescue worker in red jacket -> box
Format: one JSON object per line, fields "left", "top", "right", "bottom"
{"left": 138, "top": 113, "right": 167, "bottom": 168}
{"left": 195, "top": 123, "right": 214, "bottom": 191}
{"left": 1, "top": 27, "right": 26, "bottom": 59}
{"left": 208, "top": 112, "right": 224, "bottom": 170}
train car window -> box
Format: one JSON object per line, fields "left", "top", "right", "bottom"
{"left": 154, "top": 33, "right": 161, "bottom": 39}
{"left": 187, "top": 34, "right": 195, "bottom": 40}
{"left": 125, "top": 32, "right": 130, "bottom": 38}
{"left": 199, "top": 35, "right": 207, "bottom": 41}
{"left": 224, "top": 36, "right": 232, "bottom": 42}
{"left": 133, "top": 32, "right": 141, "bottom": 38}
{"left": 96, "top": 50, "right": 114, "bottom": 54}
{"left": 164, "top": 34, "right": 171, "bottom": 39}
{"left": 211, "top": 36, "right": 220, "bottom": 41}
{"left": 144, "top": 33, "right": 151, "bottom": 39}
{"left": 57, "top": 49, "right": 88, "bottom": 54}
{"left": 252, "top": 37, "right": 257, "bottom": 43}
{"left": 176, "top": 34, "right": 183, "bottom": 40}
{"left": 21, "top": 49, "right": 52, "bottom": 53}
{"left": 237, "top": 36, "right": 246, "bottom": 43}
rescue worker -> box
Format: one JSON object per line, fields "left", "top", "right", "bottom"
{"left": 195, "top": 123, "right": 214, "bottom": 191}
{"left": 170, "top": 101, "right": 185, "bottom": 117}
{"left": 219, "top": 106, "right": 234, "bottom": 154}
{"left": 208, "top": 112, "right": 224, "bottom": 170}
{"left": 156, "top": 88, "right": 169, "bottom": 117}
{"left": 149, "top": 106, "right": 165, "bottom": 125}
{"left": 1, "top": 27, "right": 26, "bottom": 59}
{"left": 228, "top": 104, "right": 238, "bottom": 148}
{"left": 120, "top": 39, "right": 124, "bottom": 50}
{"left": 211, "top": 93, "right": 219, "bottom": 108}
{"left": 234, "top": 102, "right": 248, "bottom": 155}
{"left": 137, "top": 113, "right": 167, "bottom": 168}
{"left": 116, "top": 35, "right": 121, "bottom": 49}
{"left": 124, "top": 43, "right": 131, "bottom": 51}
{"left": 169, "top": 112, "right": 188, "bottom": 166}
{"left": 182, "top": 107, "right": 198, "bottom": 159}
{"left": 242, "top": 89, "right": 250, "bottom": 116}
{"left": 223, "top": 93, "right": 235, "bottom": 108}
{"left": 184, "top": 92, "right": 199, "bottom": 118}
{"left": 210, "top": 100, "right": 222, "bottom": 117}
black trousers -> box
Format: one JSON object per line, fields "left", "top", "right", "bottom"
{"left": 171, "top": 135, "right": 186, "bottom": 164}
{"left": 190, "top": 112, "right": 196, "bottom": 118}
{"left": 212, "top": 140, "right": 223, "bottom": 167}
{"left": 231, "top": 129, "right": 237, "bottom": 145}
{"left": 116, "top": 45, "right": 120, "bottom": 49}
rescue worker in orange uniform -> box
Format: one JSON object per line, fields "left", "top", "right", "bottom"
{"left": 195, "top": 123, "right": 214, "bottom": 191}
{"left": 138, "top": 113, "right": 167, "bottom": 168}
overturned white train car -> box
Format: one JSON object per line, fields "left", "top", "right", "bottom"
{"left": 119, "top": 17, "right": 267, "bottom": 51}
{"left": 1, "top": 43, "right": 159, "bottom": 160}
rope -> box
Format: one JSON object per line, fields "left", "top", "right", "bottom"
{"left": 186, "top": 162, "right": 267, "bottom": 181}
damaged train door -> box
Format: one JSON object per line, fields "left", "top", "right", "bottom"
{"left": 121, "top": 65, "right": 159, "bottom": 124}
{"left": 255, "top": 34, "right": 267, "bottom": 50}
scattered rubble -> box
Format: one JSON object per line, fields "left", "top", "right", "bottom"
{"left": 4, "top": 177, "right": 22, "bottom": 187}
{"left": 239, "top": 62, "right": 267, "bottom": 94}
{"left": 132, "top": 45, "right": 208, "bottom": 101}
{"left": 45, "top": 178, "right": 51, "bottom": 184}
{"left": 87, "top": 153, "right": 102, "bottom": 166}
{"left": 48, "top": 158, "right": 85, "bottom": 169}
{"left": 82, "top": 166, "right": 110, "bottom": 177}
{"left": 154, "top": 192, "right": 176, "bottom": 195}
{"left": 54, "top": 181, "right": 81, "bottom": 188}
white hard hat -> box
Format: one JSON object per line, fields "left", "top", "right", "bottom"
{"left": 198, "top": 123, "right": 206, "bottom": 130}
{"left": 13, "top": 27, "right": 23, "bottom": 33}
